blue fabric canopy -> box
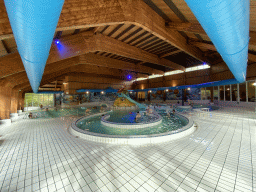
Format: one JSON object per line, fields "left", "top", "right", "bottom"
{"left": 4, "top": 0, "right": 65, "bottom": 92}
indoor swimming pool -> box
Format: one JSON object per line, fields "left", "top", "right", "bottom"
{"left": 76, "top": 110, "right": 188, "bottom": 136}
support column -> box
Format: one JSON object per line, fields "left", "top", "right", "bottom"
{"left": 237, "top": 83, "right": 240, "bottom": 102}
{"left": 246, "top": 81, "right": 248, "bottom": 102}
{"left": 0, "top": 86, "right": 12, "bottom": 119}
{"left": 230, "top": 85, "right": 232, "bottom": 101}
{"left": 10, "top": 90, "right": 19, "bottom": 113}
{"left": 224, "top": 85, "right": 225, "bottom": 101}
{"left": 210, "top": 87, "right": 213, "bottom": 102}
{"left": 182, "top": 89, "right": 185, "bottom": 106}
{"left": 18, "top": 92, "right": 25, "bottom": 111}
{"left": 218, "top": 86, "right": 220, "bottom": 101}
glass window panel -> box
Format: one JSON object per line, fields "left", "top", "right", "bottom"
{"left": 219, "top": 86, "right": 224, "bottom": 100}
{"left": 213, "top": 86, "right": 218, "bottom": 100}
{"left": 231, "top": 84, "right": 238, "bottom": 101}
{"left": 248, "top": 81, "right": 256, "bottom": 102}
{"left": 206, "top": 87, "right": 211, "bottom": 100}
{"left": 225, "top": 85, "right": 230, "bottom": 101}
{"left": 201, "top": 88, "right": 206, "bottom": 100}
{"left": 24, "top": 93, "right": 33, "bottom": 107}
{"left": 48, "top": 94, "right": 54, "bottom": 107}
{"left": 239, "top": 83, "right": 246, "bottom": 102}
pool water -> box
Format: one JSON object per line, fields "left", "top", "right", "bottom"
{"left": 34, "top": 106, "right": 105, "bottom": 118}
{"left": 106, "top": 110, "right": 159, "bottom": 123}
{"left": 76, "top": 110, "right": 188, "bottom": 135}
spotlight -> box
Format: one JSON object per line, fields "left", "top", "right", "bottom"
{"left": 187, "top": 87, "right": 191, "bottom": 90}
{"left": 166, "top": 89, "right": 169, "bottom": 92}
{"left": 149, "top": 90, "right": 152, "bottom": 93}
{"left": 55, "top": 40, "right": 60, "bottom": 44}
{"left": 101, "top": 91, "right": 104, "bottom": 94}
{"left": 86, "top": 91, "right": 89, "bottom": 94}
{"left": 130, "top": 91, "right": 132, "bottom": 94}
{"left": 253, "top": 82, "right": 256, "bottom": 86}
{"left": 127, "top": 75, "right": 132, "bottom": 80}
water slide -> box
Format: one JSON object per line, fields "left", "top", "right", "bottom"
{"left": 118, "top": 93, "right": 147, "bottom": 109}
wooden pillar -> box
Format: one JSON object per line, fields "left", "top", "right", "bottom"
{"left": 0, "top": 86, "right": 12, "bottom": 119}
{"left": 18, "top": 92, "right": 25, "bottom": 111}
{"left": 10, "top": 90, "right": 19, "bottom": 113}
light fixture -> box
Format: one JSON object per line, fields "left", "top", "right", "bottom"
{"left": 55, "top": 40, "right": 60, "bottom": 44}
{"left": 101, "top": 91, "right": 104, "bottom": 94}
{"left": 227, "top": 88, "right": 230, "bottom": 90}
{"left": 166, "top": 89, "right": 169, "bottom": 92}
{"left": 86, "top": 91, "right": 89, "bottom": 94}
{"left": 149, "top": 90, "right": 152, "bottom": 93}
{"left": 253, "top": 82, "right": 256, "bottom": 86}
{"left": 187, "top": 87, "right": 191, "bottom": 90}
{"left": 63, "top": 82, "right": 67, "bottom": 84}
{"left": 130, "top": 91, "right": 132, "bottom": 94}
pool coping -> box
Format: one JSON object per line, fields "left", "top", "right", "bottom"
{"left": 69, "top": 110, "right": 196, "bottom": 145}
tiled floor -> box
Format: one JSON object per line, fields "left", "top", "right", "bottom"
{"left": 0, "top": 107, "right": 255, "bottom": 192}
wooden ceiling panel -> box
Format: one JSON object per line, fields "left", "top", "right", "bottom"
{"left": 250, "top": 0, "right": 256, "bottom": 32}
{"left": 119, "top": 26, "right": 141, "bottom": 41}
{"left": 2, "top": 37, "right": 17, "bottom": 53}
{"left": 61, "top": 29, "right": 76, "bottom": 36}
{"left": 172, "top": 0, "right": 199, "bottom": 23}
{"left": 102, "top": 24, "right": 119, "bottom": 36}
{"left": 150, "top": 0, "right": 181, "bottom": 22}
{"left": 122, "top": 28, "right": 146, "bottom": 44}
{"left": 110, "top": 24, "right": 128, "bottom": 38}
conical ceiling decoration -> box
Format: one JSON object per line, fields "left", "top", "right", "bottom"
{"left": 184, "top": 0, "right": 250, "bottom": 83}
{"left": 4, "top": 0, "right": 65, "bottom": 92}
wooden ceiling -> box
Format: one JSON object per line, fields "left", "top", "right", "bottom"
{"left": 0, "top": 0, "right": 256, "bottom": 93}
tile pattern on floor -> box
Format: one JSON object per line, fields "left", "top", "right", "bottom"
{"left": 0, "top": 107, "right": 255, "bottom": 192}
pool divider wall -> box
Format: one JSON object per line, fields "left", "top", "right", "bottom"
{"left": 69, "top": 111, "right": 196, "bottom": 145}
{"left": 101, "top": 112, "right": 162, "bottom": 129}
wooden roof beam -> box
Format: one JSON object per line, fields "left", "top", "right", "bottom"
{"left": 190, "top": 40, "right": 256, "bottom": 62}
{"left": 79, "top": 53, "right": 164, "bottom": 75}
{"left": 160, "top": 50, "right": 182, "bottom": 58}
{"left": 94, "top": 33, "right": 185, "bottom": 71}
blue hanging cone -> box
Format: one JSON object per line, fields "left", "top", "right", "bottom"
{"left": 184, "top": 0, "right": 250, "bottom": 83}
{"left": 4, "top": 0, "right": 65, "bottom": 92}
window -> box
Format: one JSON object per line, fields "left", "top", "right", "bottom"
{"left": 205, "top": 87, "right": 211, "bottom": 100}
{"left": 136, "top": 77, "right": 148, "bottom": 81}
{"left": 239, "top": 83, "right": 246, "bottom": 102}
{"left": 148, "top": 74, "right": 163, "bottom": 79}
{"left": 248, "top": 81, "right": 256, "bottom": 102}
{"left": 164, "top": 70, "right": 184, "bottom": 76}
{"left": 219, "top": 86, "right": 224, "bottom": 101}
{"left": 225, "top": 85, "right": 230, "bottom": 101}
{"left": 201, "top": 88, "right": 206, "bottom": 100}
{"left": 231, "top": 84, "right": 238, "bottom": 101}
{"left": 24, "top": 93, "right": 55, "bottom": 107}
{"left": 213, "top": 87, "right": 218, "bottom": 100}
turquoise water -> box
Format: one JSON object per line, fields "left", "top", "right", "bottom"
{"left": 34, "top": 106, "right": 105, "bottom": 118}
{"left": 106, "top": 110, "right": 159, "bottom": 123}
{"left": 76, "top": 110, "right": 188, "bottom": 135}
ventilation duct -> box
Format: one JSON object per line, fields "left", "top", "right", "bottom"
{"left": 4, "top": 0, "right": 65, "bottom": 92}
{"left": 184, "top": 0, "right": 250, "bottom": 83}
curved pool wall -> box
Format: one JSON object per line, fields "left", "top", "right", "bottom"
{"left": 101, "top": 112, "right": 162, "bottom": 129}
{"left": 69, "top": 112, "right": 196, "bottom": 145}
